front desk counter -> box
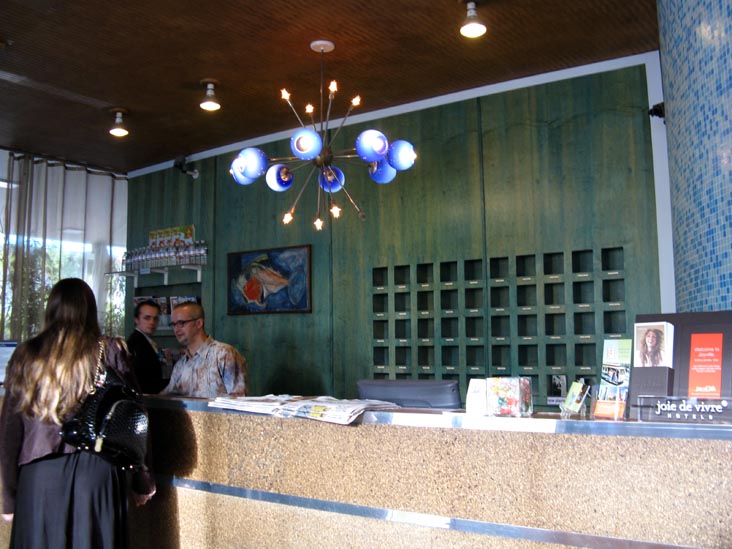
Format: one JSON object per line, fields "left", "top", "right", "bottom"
{"left": 3, "top": 395, "right": 732, "bottom": 548}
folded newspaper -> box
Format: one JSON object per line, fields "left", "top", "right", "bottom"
{"left": 208, "top": 394, "right": 399, "bottom": 425}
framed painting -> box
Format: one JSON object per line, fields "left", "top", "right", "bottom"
{"left": 227, "top": 244, "right": 311, "bottom": 314}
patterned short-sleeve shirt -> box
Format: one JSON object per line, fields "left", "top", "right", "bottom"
{"left": 161, "top": 337, "right": 247, "bottom": 398}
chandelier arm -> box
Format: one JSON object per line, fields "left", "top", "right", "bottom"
{"left": 336, "top": 157, "right": 374, "bottom": 167}
{"left": 339, "top": 185, "right": 366, "bottom": 220}
{"left": 268, "top": 156, "right": 301, "bottom": 163}
{"left": 264, "top": 158, "right": 312, "bottom": 173}
{"left": 324, "top": 94, "right": 335, "bottom": 142}
{"left": 331, "top": 170, "right": 343, "bottom": 212}
{"left": 286, "top": 167, "right": 317, "bottom": 213}
{"left": 318, "top": 166, "right": 344, "bottom": 217}
{"left": 327, "top": 190, "right": 342, "bottom": 219}
{"left": 315, "top": 179, "right": 323, "bottom": 218}
{"left": 331, "top": 147, "right": 356, "bottom": 155}
{"left": 266, "top": 158, "right": 313, "bottom": 175}
{"left": 328, "top": 104, "right": 356, "bottom": 143}
{"left": 289, "top": 162, "right": 318, "bottom": 173}
{"left": 322, "top": 167, "right": 345, "bottom": 219}
{"left": 323, "top": 165, "right": 344, "bottom": 188}
{"left": 319, "top": 50, "right": 325, "bottom": 135}
{"left": 284, "top": 99, "right": 306, "bottom": 128}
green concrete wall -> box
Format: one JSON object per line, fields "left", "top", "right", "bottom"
{"left": 127, "top": 65, "right": 659, "bottom": 401}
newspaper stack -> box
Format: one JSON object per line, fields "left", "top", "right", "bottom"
{"left": 208, "top": 394, "right": 299, "bottom": 414}
{"left": 208, "top": 394, "right": 398, "bottom": 425}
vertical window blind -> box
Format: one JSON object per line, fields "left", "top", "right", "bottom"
{"left": 0, "top": 150, "right": 128, "bottom": 340}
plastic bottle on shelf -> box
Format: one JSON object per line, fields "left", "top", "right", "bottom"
{"left": 190, "top": 241, "right": 200, "bottom": 265}
{"left": 184, "top": 242, "right": 193, "bottom": 265}
{"left": 143, "top": 247, "right": 152, "bottom": 270}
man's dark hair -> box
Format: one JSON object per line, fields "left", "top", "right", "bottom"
{"left": 134, "top": 299, "right": 161, "bottom": 318}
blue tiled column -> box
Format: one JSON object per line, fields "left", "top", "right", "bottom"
{"left": 657, "top": 0, "right": 732, "bottom": 311}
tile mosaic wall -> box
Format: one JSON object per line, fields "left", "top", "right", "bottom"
{"left": 658, "top": 0, "right": 732, "bottom": 311}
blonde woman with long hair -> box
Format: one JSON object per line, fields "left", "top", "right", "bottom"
{"left": 0, "top": 278, "right": 155, "bottom": 548}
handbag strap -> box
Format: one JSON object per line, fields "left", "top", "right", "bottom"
{"left": 89, "top": 339, "right": 106, "bottom": 394}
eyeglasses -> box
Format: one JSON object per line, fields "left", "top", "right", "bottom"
{"left": 169, "top": 317, "right": 201, "bottom": 329}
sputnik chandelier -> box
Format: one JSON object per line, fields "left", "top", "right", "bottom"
{"left": 229, "top": 40, "right": 417, "bottom": 231}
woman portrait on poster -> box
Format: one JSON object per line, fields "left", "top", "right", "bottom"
{"left": 639, "top": 327, "right": 664, "bottom": 367}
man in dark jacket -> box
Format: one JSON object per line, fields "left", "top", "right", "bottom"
{"left": 126, "top": 299, "right": 168, "bottom": 393}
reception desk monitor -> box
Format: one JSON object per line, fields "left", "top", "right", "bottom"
{"left": 0, "top": 341, "right": 17, "bottom": 385}
{"left": 357, "top": 379, "right": 462, "bottom": 409}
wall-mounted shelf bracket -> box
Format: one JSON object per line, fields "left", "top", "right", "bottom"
{"left": 149, "top": 268, "right": 169, "bottom": 285}
{"left": 180, "top": 264, "right": 202, "bottom": 282}
{"left": 105, "top": 270, "right": 139, "bottom": 287}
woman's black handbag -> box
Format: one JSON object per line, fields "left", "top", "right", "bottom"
{"left": 60, "top": 341, "right": 148, "bottom": 470}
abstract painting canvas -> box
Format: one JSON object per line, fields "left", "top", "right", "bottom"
{"left": 227, "top": 244, "right": 311, "bottom": 314}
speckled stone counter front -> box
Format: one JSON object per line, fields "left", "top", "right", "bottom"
{"left": 2, "top": 396, "right": 731, "bottom": 548}
{"left": 126, "top": 398, "right": 732, "bottom": 548}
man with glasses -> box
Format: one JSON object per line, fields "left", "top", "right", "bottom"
{"left": 160, "top": 302, "right": 248, "bottom": 398}
{"left": 127, "top": 299, "right": 168, "bottom": 393}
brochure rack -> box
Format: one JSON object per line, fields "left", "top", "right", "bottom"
{"left": 629, "top": 311, "right": 732, "bottom": 417}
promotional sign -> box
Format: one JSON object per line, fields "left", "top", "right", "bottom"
{"left": 148, "top": 224, "right": 196, "bottom": 247}
{"left": 593, "top": 339, "right": 632, "bottom": 420}
{"left": 633, "top": 321, "right": 674, "bottom": 368}
{"left": 688, "top": 333, "right": 723, "bottom": 398}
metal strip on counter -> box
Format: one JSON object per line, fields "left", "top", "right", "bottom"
{"left": 148, "top": 396, "right": 732, "bottom": 441}
{"left": 367, "top": 410, "right": 732, "bottom": 440}
{"left": 165, "top": 475, "right": 693, "bottom": 549}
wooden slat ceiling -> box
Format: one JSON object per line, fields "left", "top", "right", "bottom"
{"left": 0, "top": 0, "right": 658, "bottom": 174}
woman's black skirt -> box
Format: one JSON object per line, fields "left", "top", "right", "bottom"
{"left": 11, "top": 451, "right": 128, "bottom": 549}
